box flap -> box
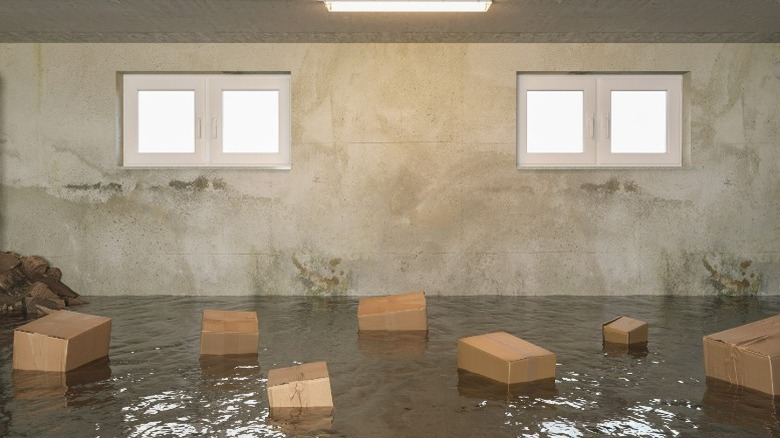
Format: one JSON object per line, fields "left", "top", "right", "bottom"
{"left": 705, "top": 314, "right": 780, "bottom": 358}
{"left": 202, "top": 309, "right": 259, "bottom": 334}
{"left": 358, "top": 291, "right": 426, "bottom": 317}
{"left": 604, "top": 316, "right": 646, "bottom": 333}
{"left": 15, "top": 310, "right": 111, "bottom": 340}
{"left": 268, "top": 361, "right": 329, "bottom": 387}
{"left": 460, "top": 331, "right": 553, "bottom": 362}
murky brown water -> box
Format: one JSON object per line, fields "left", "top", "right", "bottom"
{"left": 2, "top": 295, "right": 780, "bottom": 437}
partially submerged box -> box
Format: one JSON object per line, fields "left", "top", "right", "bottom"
{"left": 457, "top": 331, "right": 556, "bottom": 384}
{"left": 358, "top": 330, "right": 427, "bottom": 359}
{"left": 603, "top": 316, "right": 648, "bottom": 346}
{"left": 357, "top": 291, "right": 427, "bottom": 331}
{"left": 13, "top": 310, "right": 111, "bottom": 372}
{"left": 13, "top": 357, "right": 112, "bottom": 401}
{"left": 267, "top": 361, "right": 333, "bottom": 413}
{"left": 200, "top": 309, "right": 259, "bottom": 355}
{"left": 704, "top": 314, "right": 780, "bottom": 396}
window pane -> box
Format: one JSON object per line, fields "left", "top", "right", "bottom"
{"left": 222, "top": 90, "right": 279, "bottom": 154}
{"left": 526, "top": 91, "right": 583, "bottom": 154}
{"left": 611, "top": 91, "right": 667, "bottom": 154}
{"left": 137, "top": 91, "right": 195, "bottom": 153}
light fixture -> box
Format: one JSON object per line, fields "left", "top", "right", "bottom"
{"left": 323, "top": 0, "right": 492, "bottom": 13}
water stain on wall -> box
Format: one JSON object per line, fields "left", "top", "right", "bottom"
{"left": 167, "top": 176, "right": 227, "bottom": 191}
{"left": 64, "top": 182, "right": 122, "bottom": 193}
{"left": 580, "top": 177, "right": 639, "bottom": 195}
{"left": 292, "top": 254, "right": 350, "bottom": 296}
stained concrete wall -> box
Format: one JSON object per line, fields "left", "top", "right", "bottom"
{"left": 0, "top": 43, "right": 778, "bottom": 296}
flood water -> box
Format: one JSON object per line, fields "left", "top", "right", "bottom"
{"left": 2, "top": 295, "right": 780, "bottom": 437}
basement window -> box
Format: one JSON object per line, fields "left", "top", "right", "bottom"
{"left": 517, "top": 74, "right": 682, "bottom": 168}
{"left": 122, "top": 73, "right": 291, "bottom": 168}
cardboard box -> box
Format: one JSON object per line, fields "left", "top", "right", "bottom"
{"left": 602, "top": 316, "right": 648, "bottom": 346}
{"left": 13, "top": 310, "right": 111, "bottom": 372}
{"left": 357, "top": 291, "right": 427, "bottom": 331}
{"left": 267, "top": 407, "right": 333, "bottom": 434}
{"left": 13, "top": 357, "right": 112, "bottom": 396}
{"left": 457, "top": 369, "right": 557, "bottom": 401}
{"left": 200, "top": 309, "right": 259, "bottom": 356}
{"left": 703, "top": 314, "right": 780, "bottom": 396}
{"left": 702, "top": 377, "right": 778, "bottom": 427}
{"left": 457, "top": 331, "right": 556, "bottom": 385}
{"left": 267, "top": 361, "right": 333, "bottom": 413}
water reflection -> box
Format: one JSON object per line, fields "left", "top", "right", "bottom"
{"left": 268, "top": 407, "right": 334, "bottom": 436}
{"left": 13, "top": 357, "right": 112, "bottom": 410}
{"left": 702, "top": 377, "right": 780, "bottom": 432}
{"left": 200, "top": 354, "right": 260, "bottom": 382}
{"left": 457, "top": 370, "right": 558, "bottom": 401}
{"left": 602, "top": 341, "right": 649, "bottom": 358}
{"left": 3, "top": 296, "right": 780, "bottom": 437}
{"left": 357, "top": 331, "right": 428, "bottom": 359}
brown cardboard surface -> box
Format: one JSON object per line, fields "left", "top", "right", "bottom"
{"left": 457, "top": 369, "right": 557, "bottom": 401}
{"left": 602, "top": 316, "right": 649, "bottom": 345}
{"left": 200, "top": 309, "right": 259, "bottom": 355}
{"left": 704, "top": 314, "right": 780, "bottom": 396}
{"left": 357, "top": 291, "right": 427, "bottom": 331}
{"left": 457, "top": 331, "right": 556, "bottom": 385}
{"left": 702, "top": 377, "right": 780, "bottom": 427}
{"left": 267, "top": 361, "right": 333, "bottom": 409}
{"left": 13, "top": 310, "right": 111, "bottom": 372}
{"left": 268, "top": 407, "right": 333, "bottom": 434}
{"left": 602, "top": 341, "right": 649, "bottom": 357}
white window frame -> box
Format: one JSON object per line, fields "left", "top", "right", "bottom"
{"left": 122, "top": 73, "right": 291, "bottom": 168}
{"left": 517, "top": 74, "right": 682, "bottom": 168}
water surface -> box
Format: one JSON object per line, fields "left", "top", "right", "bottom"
{"left": 2, "top": 295, "right": 780, "bottom": 437}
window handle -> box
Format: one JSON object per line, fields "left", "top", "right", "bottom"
{"left": 602, "top": 116, "right": 610, "bottom": 139}
{"left": 212, "top": 118, "right": 218, "bottom": 139}
{"left": 586, "top": 114, "right": 594, "bottom": 138}
{"left": 197, "top": 117, "right": 202, "bottom": 139}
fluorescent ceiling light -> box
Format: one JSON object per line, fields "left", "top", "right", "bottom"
{"left": 324, "top": 1, "right": 492, "bottom": 13}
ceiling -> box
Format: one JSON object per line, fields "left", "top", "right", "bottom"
{"left": 1, "top": 0, "right": 779, "bottom": 43}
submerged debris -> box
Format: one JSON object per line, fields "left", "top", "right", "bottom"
{"left": 0, "top": 251, "right": 85, "bottom": 317}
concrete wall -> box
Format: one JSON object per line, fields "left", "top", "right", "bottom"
{"left": 0, "top": 43, "right": 778, "bottom": 296}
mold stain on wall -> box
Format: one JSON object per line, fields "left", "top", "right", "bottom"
{"left": 0, "top": 43, "right": 778, "bottom": 296}
{"left": 292, "top": 254, "right": 351, "bottom": 297}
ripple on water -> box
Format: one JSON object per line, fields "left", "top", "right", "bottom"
{"left": 1, "top": 295, "right": 780, "bottom": 436}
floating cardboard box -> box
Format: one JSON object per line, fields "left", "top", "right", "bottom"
{"left": 267, "top": 361, "right": 333, "bottom": 414}
{"left": 357, "top": 291, "right": 427, "bottom": 331}
{"left": 457, "top": 369, "right": 558, "bottom": 401}
{"left": 702, "top": 377, "right": 779, "bottom": 427}
{"left": 268, "top": 407, "right": 333, "bottom": 434}
{"left": 13, "top": 310, "right": 111, "bottom": 372}
{"left": 602, "top": 316, "right": 648, "bottom": 346}
{"left": 457, "top": 331, "right": 556, "bottom": 385}
{"left": 13, "top": 357, "right": 112, "bottom": 399}
{"left": 703, "top": 314, "right": 780, "bottom": 396}
{"left": 200, "top": 309, "right": 259, "bottom": 356}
